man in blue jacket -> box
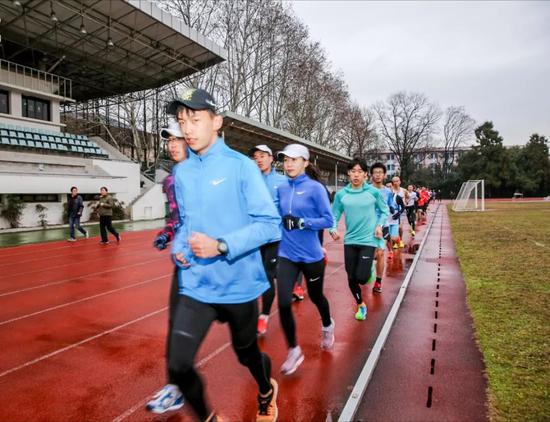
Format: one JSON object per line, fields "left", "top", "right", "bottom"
{"left": 249, "top": 144, "right": 287, "bottom": 336}
{"left": 67, "top": 186, "right": 88, "bottom": 241}
{"left": 156, "top": 88, "right": 280, "bottom": 422}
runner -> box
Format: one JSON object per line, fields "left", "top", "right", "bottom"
{"left": 370, "top": 162, "right": 397, "bottom": 293}
{"left": 276, "top": 144, "right": 335, "bottom": 375}
{"left": 249, "top": 144, "right": 288, "bottom": 336}
{"left": 390, "top": 176, "right": 407, "bottom": 249}
{"left": 166, "top": 88, "right": 280, "bottom": 421}
{"left": 405, "top": 184, "right": 418, "bottom": 237}
{"left": 146, "top": 120, "right": 187, "bottom": 414}
{"left": 329, "top": 158, "right": 388, "bottom": 320}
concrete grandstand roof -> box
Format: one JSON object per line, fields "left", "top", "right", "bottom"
{"left": 221, "top": 111, "right": 352, "bottom": 170}
{"left": 0, "top": 0, "right": 227, "bottom": 101}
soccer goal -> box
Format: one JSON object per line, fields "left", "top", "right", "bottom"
{"left": 452, "top": 180, "right": 485, "bottom": 211}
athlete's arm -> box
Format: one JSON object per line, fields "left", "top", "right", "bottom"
{"left": 219, "top": 159, "right": 281, "bottom": 261}
{"left": 302, "top": 182, "right": 334, "bottom": 230}
{"left": 374, "top": 189, "right": 390, "bottom": 228}
{"left": 329, "top": 190, "right": 343, "bottom": 235}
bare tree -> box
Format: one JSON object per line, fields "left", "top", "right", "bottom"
{"left": 442, "top": 106, "right": 475, "bottom": 177}
{"left": 339, "top": 104, "right": 379, "bottom": 157}
{"left": 374, "top": 92, "right": 441, "bottom": 180}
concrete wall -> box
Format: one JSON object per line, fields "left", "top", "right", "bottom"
{"left": 91, "top": 159, "right": 141, "bottom": 206}
{"left": 131, "top": 184, "right": 166, "bottom": 221}
{"left": 0, "top": 84, "right": 63, "bottom": 132}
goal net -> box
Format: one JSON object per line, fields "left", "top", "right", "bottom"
{"left": 452, "top": 180, "right": 485, "bottom": 212}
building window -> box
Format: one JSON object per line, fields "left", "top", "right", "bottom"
{"left": 13, "top": 194, "right": 59, "bottom": 203}
{"left": 0, "top": 90, "right": 8, "bottom": 114}
{"left": 387, "top": 154, "right": 395, "bottom": 161}
{"left": 22, "top": 96, "right": 50, "bottom": 121}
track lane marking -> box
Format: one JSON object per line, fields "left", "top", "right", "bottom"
{"left": 0, "top": 273, "right": 171, "bottom": 326}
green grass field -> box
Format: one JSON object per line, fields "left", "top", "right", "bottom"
{"left": 448, "top": 201, "right": 550, "bottom": 422}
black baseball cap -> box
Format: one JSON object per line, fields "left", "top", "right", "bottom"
{"left": 167, "top": 88, "right": 218, "bottom": 115}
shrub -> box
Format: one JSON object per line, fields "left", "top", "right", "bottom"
{"left": 35, "top": 204, "right": 48, "bottom": 228}
{"left": 0, "top": 195, "right": 26, "bottom": 228}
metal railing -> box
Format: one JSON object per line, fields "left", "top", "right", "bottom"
{"left": 0, "top": 59, "right": 72, "bottom": 99}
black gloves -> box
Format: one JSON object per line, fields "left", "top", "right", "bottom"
{"left": 153, "top": 233, "right": 169, "bottom": 250}
{"left": 283, "top": 215, "right": 305, "bottom": 231}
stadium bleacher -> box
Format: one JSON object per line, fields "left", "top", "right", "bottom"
{"left": 0, "top": 122, "right": 108, "bottom": 158}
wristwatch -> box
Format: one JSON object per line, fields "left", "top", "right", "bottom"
{"left": 217, "top": 239, "right": 228, "bottom": 255}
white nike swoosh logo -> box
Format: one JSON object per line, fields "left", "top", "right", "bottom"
{"left": 296, "top": 191, "right": 306, "bottom": 195}
{"left": 361, "top": 256, "right": 370, "bottom": 259}
{"left": 175, "top": 330, "right": 194, "bottom": 338}
{"left": 270, "top": 258, "right": 277, "bottom": 263}
{"left": 211, "top": 178, "right": 226, "bottom": 186}
{"left": 309, "top": 277, "right": 320, "bottom": 282}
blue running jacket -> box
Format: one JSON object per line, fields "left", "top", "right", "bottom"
{"left": 172, "top": 138, "right": 281, "bottom": 304}
{"left": 277, "top": 173, "right": 334, "bottom": 263}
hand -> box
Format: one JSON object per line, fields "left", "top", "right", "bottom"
{"left": 283, "top": 215, "right": 304, "bottom": 231}
{"left": 375, "top": 226, "right": 383, "bottom": 239}
{"left": 330, "top": 230, "right": 340, "bottom": 241}
{"left": 189, "top": 232, "right": 220, "bottom": 258}
{"left": 392, "top": 211, "right": 400, "bottom": 220}
{"left": 153, "top": 233, "right": 169, "bottom": 250}
{"left": 175, "top": 252, "right": 190, "bottom": 267}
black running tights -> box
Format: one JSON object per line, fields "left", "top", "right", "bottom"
{"left": 276, "top": 257, "right": 331, "bottom": 348}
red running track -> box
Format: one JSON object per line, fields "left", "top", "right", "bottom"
{"left": 0, "top": 210, "right": 439, "bottom": 422}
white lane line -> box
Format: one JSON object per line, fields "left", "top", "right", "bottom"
{"left": 0, "top": 248, "right": 158, "bottom": 280}
{"left": 0, "top": 232, "right": 154, "bottom": 260}
{"left": 338, "top": 204, "right": 441, "bottom": 422}
{"left": 0, "top": 307, "right": 167, "bottom": 380}
{"left": 0, "top": 257, "right": 167, "bottom": 298}
{"left": 113, "top": 262, "right": 346, "bottom": 422}
{"left": 0, "top": 273, "right": 171, "bottom": 326}
{"left": 0, "top": 240, "right": 152, "bottom": 268}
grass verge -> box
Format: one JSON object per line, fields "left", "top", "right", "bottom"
{"left": 448, "top": 201, "right": 550, "bottom": 421}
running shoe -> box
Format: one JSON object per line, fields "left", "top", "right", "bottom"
{"left": 280, "top": 346, "right": 304, "bottom": 375}
{"left": 67, "top": 238, "right": 76, "bottom": 242}
{"left": 256, "top": 378, "right": 278, "bottom": 422}
{"left": 85, "top": 231, "right": 89, "bottom": 239}
{"left": 321, "top": 318, "right": 335, "bottom": 350}
{"left": 393, "top": 243, "right": 399, "bottom": 249}
{"left": 145, "top": 384, "right": 184, "bottom": 414}
{"left": 99, "top": 241, "right": 109, "bottom": 244}
{"left": 411, "top": 229, "right": 416, "bottom": 237}
{"left": 355, "top": 303, "right": 367, "bottom": 321}
{"left": 292, "top": 285, "right": 305, "bottom": 301}
{"left": 399, "top": 240, "right": 405, "bottom": 248}
{"left": 116, "top": 233, "right": 121, "bottom": 242}
{"left": 373, "top": 281, "right": 382, "bottom": 294}
{"left": 257, "top": 315, "right": 269, "bottom": 336}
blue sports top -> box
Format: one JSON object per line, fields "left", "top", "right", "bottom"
{"left": 277, "top": 173, "right": 334, "bottom": 263}
{"left": 171, "top": 138, "right": 281, "bottom": 304}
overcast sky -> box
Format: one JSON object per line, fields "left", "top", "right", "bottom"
{"left": 290, "top": 1, "right": 550, "bottom": 145}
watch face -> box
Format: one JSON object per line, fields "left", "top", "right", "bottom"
{"left": 218, "top": 241, "right": 228, "bottom": 254}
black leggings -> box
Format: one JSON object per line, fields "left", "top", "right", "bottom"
{"left": 99, "top": 215, "right": 119, "bottom": 242}
{"left": 277, "top": 257, "right": 332, "bottom": 348}
{"left": 260, "top": 241, "right": 279, "bottom": 315}
{"left": 168, "top": 295, "right": 271, "bottom": 420}
{"left": 344, "top": 245, "right": 376, "bottom": 304}
{"left": 405, "top": 206, "right": 416, "bottom": 230}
